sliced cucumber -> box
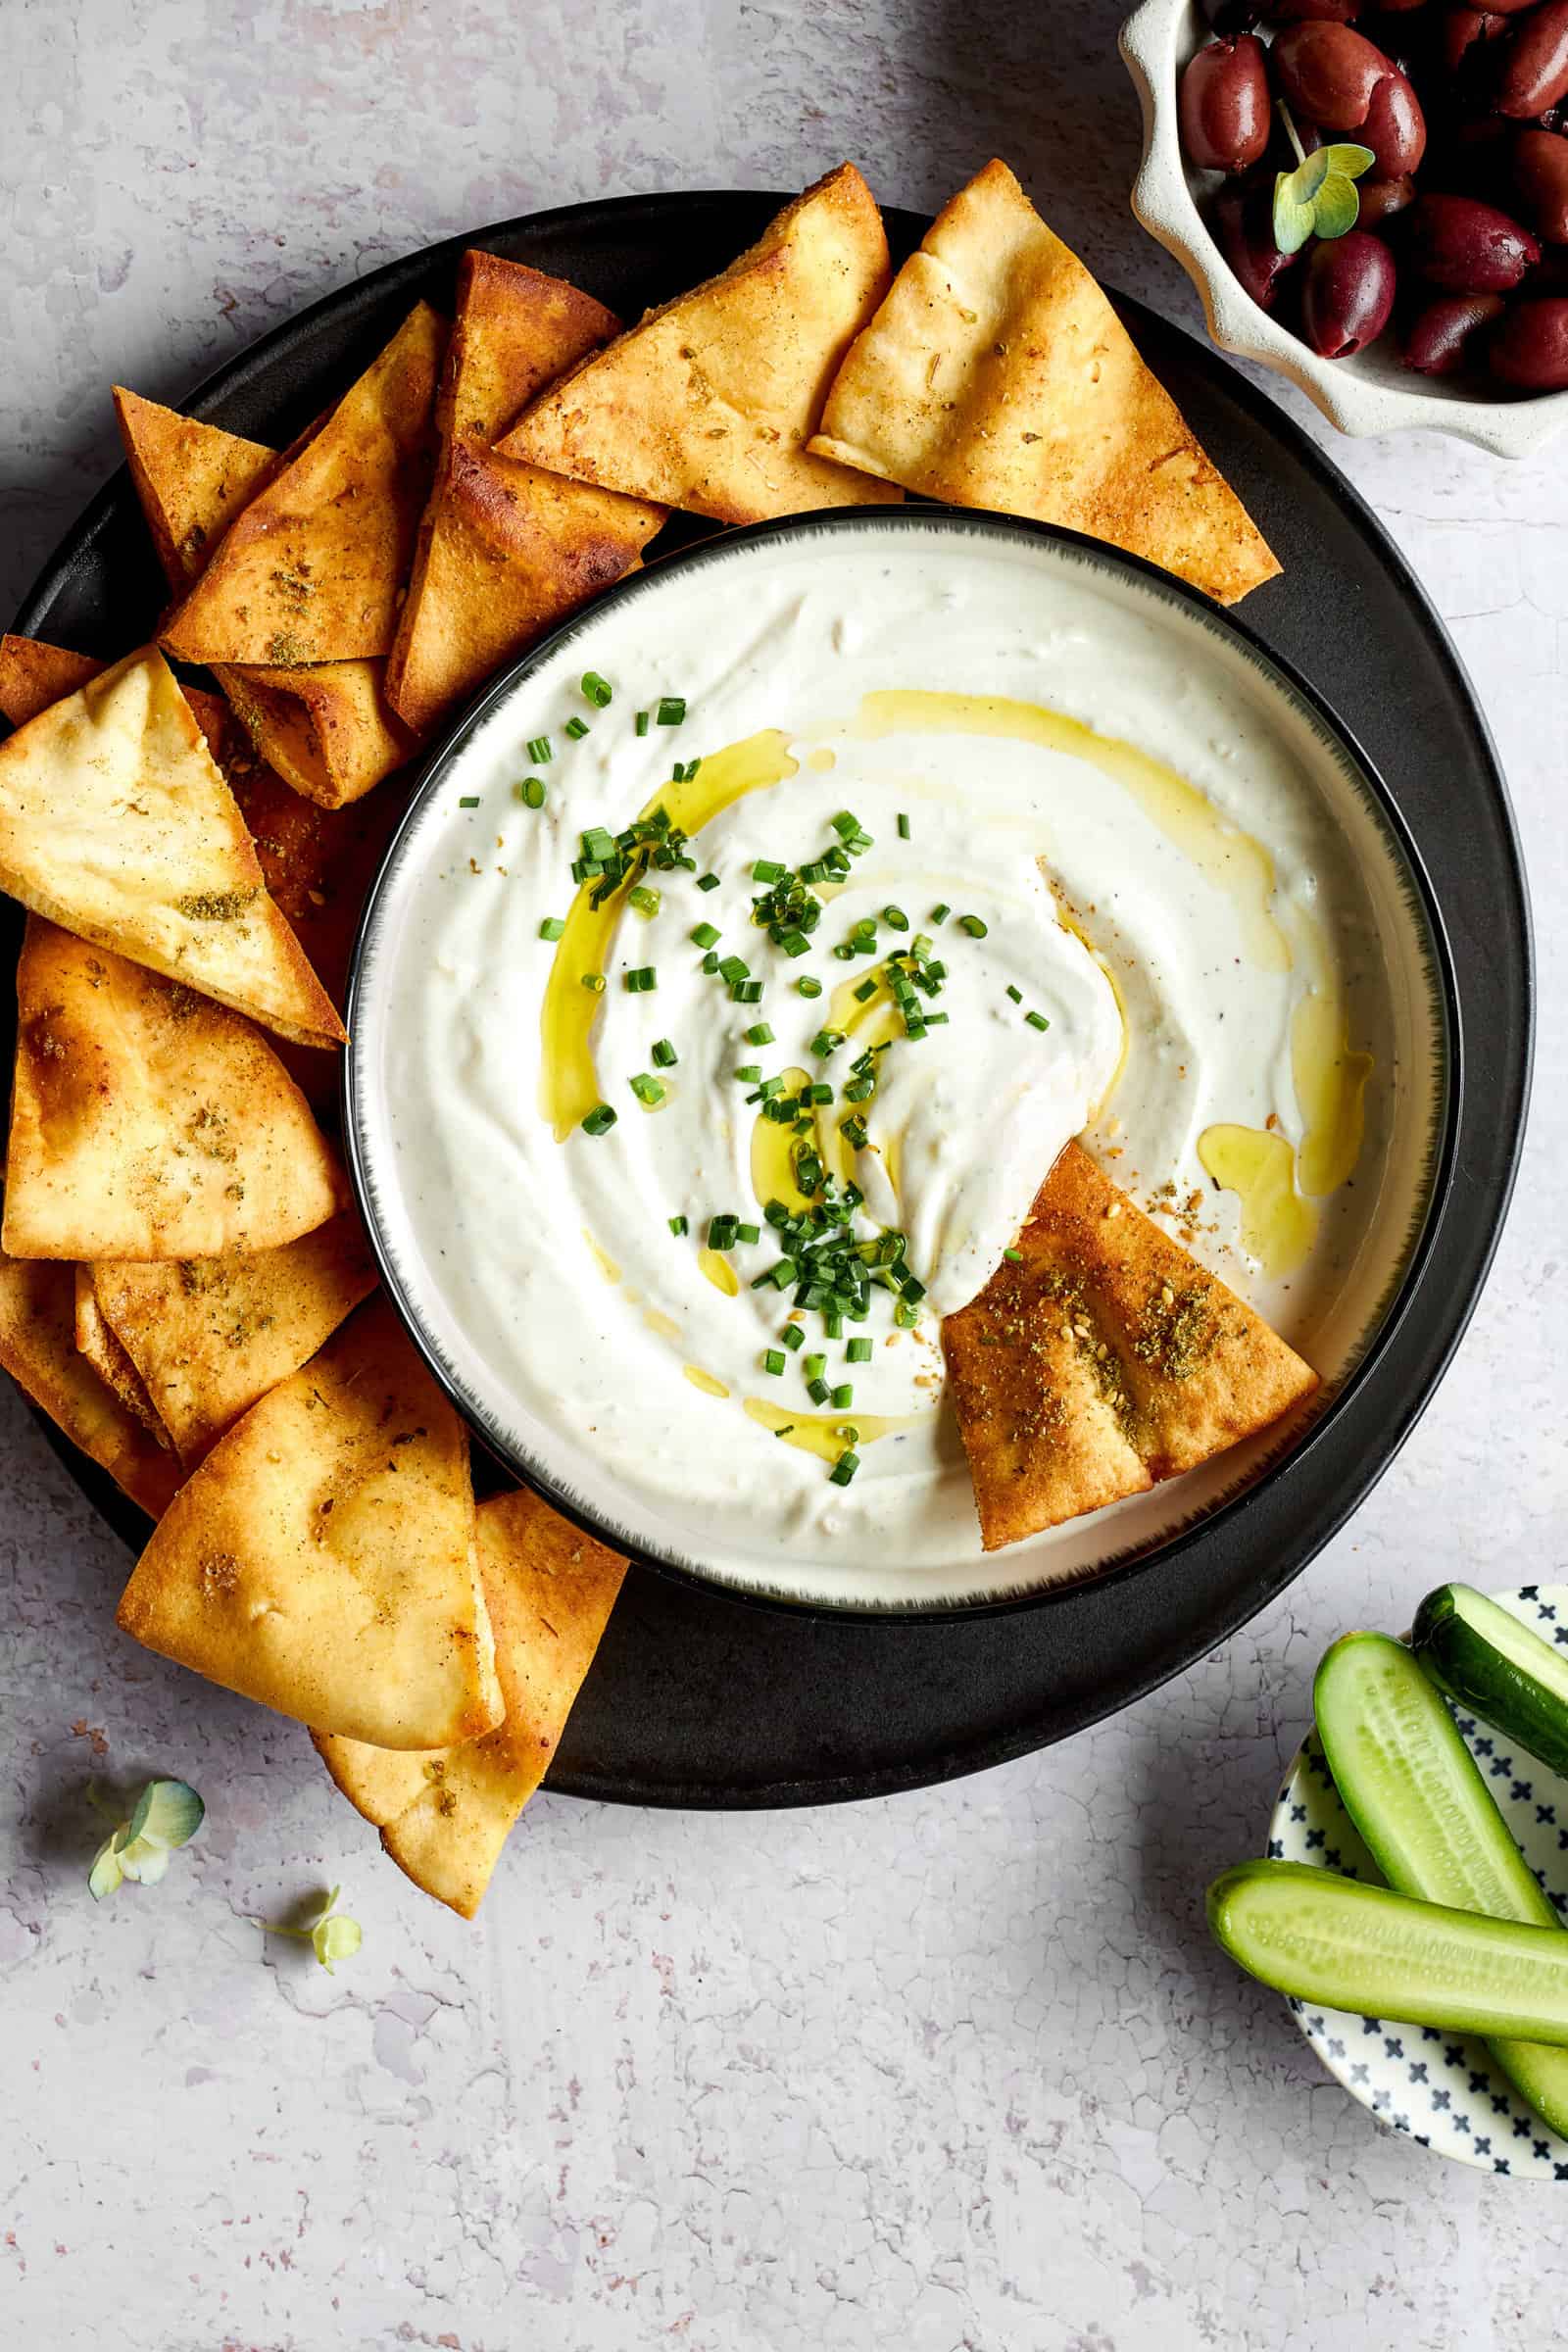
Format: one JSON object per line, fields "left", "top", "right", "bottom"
{"left": 1313, "top": 1628, "right": 1568, "bottom": 2136}
{"left": 1414, "top": 1583, "right": 1568, "bottom": 1781}
{"left": 1208, "top": 1862, "right": 1568, "bottom": 2043}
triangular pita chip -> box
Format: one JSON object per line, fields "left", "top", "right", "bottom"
{"left": 386, "top": 252, "right": 664, "bottom": 735}
{"left": 116, "top": 1296, "right": 503, "bottom": 1749}
{"left": 0, "top": 1247, "right": 180, "bottom": 1518}
{"left": 74, "top": 1266, "right": 170, "bottom": 1446}
{"left": 941, "top": 1142, "right": 1318, "bottom": 1550}
{"left": 4, "top": 918, "right": 342, "bottom": 1261}
{"left": 0, "top": 635, "right": 105, "bottom": 728}
{"left": 0, "top": 646, "right": 344, "bottom": 1047}
{"left": 498, "top": 166, "right": 904, "bottom": 525}
{"left": 315, "top": 1488, "right": 626, "bottom": 1917}
{"left": 160, "top": 305, "right": 446, "bottom": 663}
{"left": 92, "top": 1211, "right": 378, "bottom": 1466}
{"left": 114, "top": 392, "right": 416, "bottom": 808}
{"left": 808, "top": 161, "right": 1281, "bottom": 606}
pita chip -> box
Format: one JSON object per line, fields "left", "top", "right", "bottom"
{"left": 386, "top": 252, "right": 664, "bottom": 735}
{"left": 160, "top": 304, "right": 446, "bottom": 664}
{"left": 0, "top": 635, "right": 105, "bottom": 728}
{"left": 4, "top": 918, "right": 342, "bottom": 1262}
{"left": 114, "top": 391, "right": 416, "bottom": 808}
{"left": 315, "top": 1488, "right": 626, "bottom": 1917}
{"left": 808, "top": 160, "right": 1280, "bottom": 606}
{"left": 498, "top": 166, "right": 903, "bottom": 525}
{"left": 942, "top": 1142, "right": 1318, "bottom": 1550}
{"left": 92, "top": 1212, "right": 378, "bottom": 1466}
{"left": 0, "top": 1248, "right": 180, "bottom": 1518}
{"left": 116, "top": 1296, "right": 503, "bottom": 1750}
{"left": 74, "top": 1267, "right": 170, "bottom": 1446}
{"left": 0, "top": 646, "right": 344, "bottom": 1048}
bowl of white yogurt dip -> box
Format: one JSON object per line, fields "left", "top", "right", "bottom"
{"left": 344, "top": 509, "right": 1455, "bottom": 1613}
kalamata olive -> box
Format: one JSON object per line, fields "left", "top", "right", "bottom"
{"left": 1402, "top": 291, "right": 1506, "bottom": 369}
{"left": 1514, "top": 125, "right": 1568, "bottom": 239}
{"left": 1436, "top": 7, "right": 1507, "bottom": 74}
{"left": 1405, "top": 189, "right": 1542, "bottom": 286}
{"left": 1203, "top": 0, "right": 1265, "bottom": 33}
{"left": 1494, "top": 0, "right": 1568, "bottom": 120}
{"left": 1361, "top": 63, "right": 1429, "bottom": 172}
{"left": 1489, "top": 294, "right": 1568, "bottom": 385}
{"left": 1212, "top": 174, "right": 1300, "bottom": 307}
{"left": 1358, "top": 172, "right": 1417, "bottom": 223}
{"left": 1272, "top": 23, "right": 1392, "bottom": 121}
{"left": 1301, "top": 228, "right": 1398, "bottom": 352}
{"left": 1180, "top": 36, "right": 1273, "bottom": 172}
{"left": 1261, "top": 0, "right": 1361, "bottom": 19}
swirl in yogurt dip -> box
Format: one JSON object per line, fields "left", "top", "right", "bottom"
{"left": 357, "top": 522, "right": 1408, "bottom": 1595}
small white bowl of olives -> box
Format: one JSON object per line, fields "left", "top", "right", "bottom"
{"left": 1120, "top": 0, "right": 1568, "bottom": 456}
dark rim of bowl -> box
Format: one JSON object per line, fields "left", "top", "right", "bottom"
{"left": 342, "top": 503, "right": 1463, "bottom": 1624}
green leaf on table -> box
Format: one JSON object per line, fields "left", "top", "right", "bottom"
{"left": 85, "top": 1778, "right": 205, "bottom": 1902}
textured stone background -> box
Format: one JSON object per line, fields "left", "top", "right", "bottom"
{"left": 5, "top": 2, "right": 1568, "bottom": 2346}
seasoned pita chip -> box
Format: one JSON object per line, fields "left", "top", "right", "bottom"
{"left": 315, "top": 1488, "right": 625, "bottom": 1917}
{"left": 160, "top": 305, "right": 446, "bottom": 664}
{"left": 386, "top": 253, "right": 664, "bottom": 735}
{"left": 4, "top": 919, "right": 341, "bottom": 1262}
{"left": 74, "top": 1267, "right": 170, "bottom": 1446}
{"left": 0, "top": 1248, "right": 180, "bottom": 1518}
{"left": 0, "top": 635, "right": 104, "bottom": 728}
{"left": 809, "top": 160, "right": 1280, "bottom": 606}
{"left": 93, "top": 1212, "right": 378, "bottom": 1466}
{"left": 114, "top": 392, "right": 416, "bottom": 808}
{"left": 498, "top": 166, "right": 903, "bottom": 525}
{"left": 942, "top": 1142, "right": 1317, "bottom": 1550}
{"left": 116, "top": 1296, "right": 503, "bottom": 1749}
{"left": 0, "top": 647, "right": 344, "bottom": 1048}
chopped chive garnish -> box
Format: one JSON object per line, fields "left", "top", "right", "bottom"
{"left": 657, "top": 696, "right": 686, "bottom": 726}
{"left": 753, "top": 858, "right": 786, "bottom": 884}
{"left": 570, "top": 858, "right": 600, "bottom": 883}
{"left": 701, "top": 951, "right": 719, "bottom": 974}
{"left": 708, "top": 1214, "right": 739, "bottom": 1250}
{"left": 580, "top": 1102, "right": 616, "bottom": 1136}
{"left": 806, "top": 1081, "right": 833, "bottom": 1104}
{"left": 629, "top": 884, "right": 662, "bottom": 918}
{"left": 1006, "top": 984, "right": 1022, "bottom": 1004}
{"left": 779, "top": 929, "right": 812, "bottom": 958}
{"left": 804, "top": 1352, "right": 826, "bottom": 1382}
{"left": 829, "top": 1449, "right": 859, "bottom": 1487}
{"left": 630, "top": 1072, "right": 665, "bottom": 1105}
{"left": 823, "top": 1308, "right": 844, "bottom": 1339}
{"left": 668, "top": 1213, "right": 688, "bottom": 1236}
{"left": 652, "top": 1038, "right": 678, "bottom": 1068}
{"left": 830, "top": 1384, "right": 854, "bottom": 1410}
{"left": 810, "top": 1029, "right": 845, "bottom": 1058}
{"left": 538, "top": 916, "right": 566, "bottom": 942}
{"left": 731, "top": 979, "right": 763, "bottom": 1004}
{"left": 526, "top": 735, "right": 553, "bottom": 764}
{"left": 564, "top": 715, "right": 590, "bottom": 741}
{"left": 691, "top": 921, "right": 721, "bottom": 950}
{"left": 697, "top": 871, "right": 721, "bottom": 893}
{"left": 458, "top": 794, "right": 480, "bottom": 808}
{"left": 737, "top": 1221, "right": 760, "bottom": 1246}
{"left": 883, "top": 905, "right": 909, "bottom": 932}
{"left": 581, "top": 971, "right": 606, "bottom": 993}
{"left": 840, "top": 1113, "right": 869, "bottom": 1151}
{"left": 762, "top": 1349, "right": 787, "bottom": 1377}
{"left": 1026, "top": 1010, "right": 1051, "bottom": 1031}
{"left": 735, "top": 1064, "right": 762, "bottom": 1084}
{"left": 797, "top": 975, "right": 823, "bottom": 999}
{"left": 580, "top": 825, "right": 613, "bottom": 862}
{"left": 897, "top": 812, "right": 910, "bottom": 840}
{"left": 518, "top": 775, "right": 547, "bottom": 808}
{"left": 581, "top": 670, "right": 612, "bottom": 708}
{"left": 1004, "top": 1247, "right": 1023, "bottom": 1262}
{"left": 846, "top": 1337, "right": 872, "bottom": 1363}
{"left": 717, "top": 955, "right": 749, "bottom": 985}
{"left": 930, "top": 903, "right": 951, "bottom": 925}
{"left": 746, "top": 1021, "right": 775, "bottom": 1046}
{"left": 831, "top": 810, "right": 861, "bottom": 841}
{"left": 843, "top": 1078, "right": 874, "bottom": 1103}
{"left": 807, "top": 1376, "right": 830, "bottom": 1405}
{"left": 635, "top": 709, "right": 650, "bottom": 737}
{"left": 774, "top": 1424, "right": 796, "bottom": 1439}
{"left": 853, "top": 976, "right": 879, "bottom": 1004}
{"left": 894, "top": 1300, "right": 918, "bottom": 1330}
{"left": 624, "top": 965, "right": 658, "bottom": 993}
{"left": 781, "top": 1323, "right": 806, "bottom": 1352}
{"left": 959, "top": 913, "right": 989, "bottom": 938}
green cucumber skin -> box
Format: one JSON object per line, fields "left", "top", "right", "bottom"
{"left": 1312, "top": 1628, "right": 1568, "bottom": 2137}
{"left": 1414, "top": 1587, "right": 1568, "bottom": 1783}
{"left": 1208, "top": 1863, "right": 1568, "bottom": 2044}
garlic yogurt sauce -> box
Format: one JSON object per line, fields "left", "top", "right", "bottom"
{"left": 368, "top": 523, "right": 1395, "bottom": 1581}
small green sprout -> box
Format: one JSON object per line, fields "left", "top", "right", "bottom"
{"left": 259, "top": 1885, "right": 364, "bottom": 1975}
{"left": 87, "top": 1778, "right": 205, "bottom": 1901}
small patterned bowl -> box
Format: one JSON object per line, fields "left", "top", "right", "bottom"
{"left": 1118, "top": 0, "right": 1568, "bottom": 460}
{"left": 1270, "top": 1585, "right": 1568, "bottom": 2177}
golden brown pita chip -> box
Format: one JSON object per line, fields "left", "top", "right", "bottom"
{"left": 113, "top": 392, "right": 416, "bottom": 808}
{"left": 498, "top": 166, "right": 903, "bottom": 525}
{"left": 809, "top": 161, "right": 1280, "bottom": 607}
{"left": 315, "top": 1488, "right": 625, "bottom": 1916}
{"left": 116, "top": 1296, "right": 502, "bottom": 1749}
{"left": 160, "top": 305, "right": 446, "bottom": 664}
{"left": 0, "top": 647, "right": 344, "bottom": 1048}
{"left": 942, "top": 1142, "right": 1318, "bottom": 1550}
{"left": 93, "top": 1212, "right": 378, "bottom": 1466}
{"left": 386, "top": 252, "right": 664, "bottom": 735}
{"left": 4, "top": 918, "right": 342, "bottom": 1262}
{"left": 0, "top": 1247, "right": 180, "bottom": 1517}
{"left": 0, "top": 635, "right": 105, "bottom": 728}
{"left": 74, "top": 1266, "right": 170, "bottom": 1446}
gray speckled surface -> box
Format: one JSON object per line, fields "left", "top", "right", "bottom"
{"left": 5, "top": 3, "right": 1568, "bottom": 2345}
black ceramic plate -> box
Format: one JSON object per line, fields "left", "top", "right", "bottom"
{"left": 7, "top": 194, "right": 1532, "bottom": 1807}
